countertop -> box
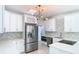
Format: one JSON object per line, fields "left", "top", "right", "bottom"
{"left": 49, "top": 41, "right": 79, "bottom": 54}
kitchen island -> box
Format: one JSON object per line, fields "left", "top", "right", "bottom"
{"left": 49, "top": 41, "right": 79, "bottom": 54}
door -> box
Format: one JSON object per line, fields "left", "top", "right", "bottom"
{"left": 25, "top": 23, "right": 38, "bottom": 43}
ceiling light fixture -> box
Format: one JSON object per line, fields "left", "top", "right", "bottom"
{"left": 34, "top": 5, "right": 47, "bottom": 20}
{"left": 35, "top": 5, "right": 44, "bottom": 16}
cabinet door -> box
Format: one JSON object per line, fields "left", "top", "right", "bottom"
{"left": 64, "top": 15, "right": 73, "bottom": 32}
{"left": 9, "top": 12, "right": 17, "bottom": 32}
{"left": 4, "top": 10, "right": 23, "bottom": 32}
{"left": 16, "top": 40, "right": 24, "bottom": 53}
{"left": 71, "top": 13, "right": 79, "bottom": 32}
{"left": 10, "top": 12, "right": 23, "bottom": 32}
{"left": 0, "top": 39, "right": 18, "bottom": 54}
{"left": 17, "top": 14, "right": 23, "bottom": 32}
{"left": 4, "top": 11, "right": 18, "bottom": 32}
{"left": 64, "top": 12, "right": 79, "bottom": 32}
{"left": 4, "top": 10, "right": 10, "bottom": 32}
{"left": 0, "top": 6, "right": 3, "bottom": 33}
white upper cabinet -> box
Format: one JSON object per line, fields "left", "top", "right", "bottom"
{"left": 4, "top": 10, "right": 23, "bottom": 32}
{"left": 55, "top": 16, "right": 64, "bottom": 32}
{"left": 44, "top": 18, "right": 56, "bottom": 32}
{"left": 17, "top": 14, "right": 23, "bottom": 32}
{"left": 4, "top": 10, "right": 10, "bottom": 32}
{"left": 64, "top": 12, "right": 79, "bottom": 32}
{"left": 24, "top": 15, "right": 37, "bottom": 24}
{"left": 10, "top": 12, "right": 23, "bottom": 32}
{"left": 0, "top": 6, "right": 3, "bottom": 33}
{"left": 9, "top": 12, "right": 18, "bottom": 32}
{"left": 64, "top": 15, "right": 72, "bottom": 32}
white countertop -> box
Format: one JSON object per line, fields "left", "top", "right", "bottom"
{"left": 49, "top": 41, "right": 79, "bottom": 54}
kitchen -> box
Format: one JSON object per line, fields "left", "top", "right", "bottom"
{"left": 0, "top": 5, "right": 79, "bottom": 54}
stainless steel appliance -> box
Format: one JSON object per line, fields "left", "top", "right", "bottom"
{"left": 25, "top": 23, "right": 38, "bottom": 53}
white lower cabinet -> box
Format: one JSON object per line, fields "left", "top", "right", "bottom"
{"left": 0, "top": 39, "right": 24, "bottom": 54}
{"left": 49, "top": 47, "right": 70, "bottom": 54}
{"left": 16, "top": 39, "right": 24, "bottom": 54}
{"left": 0, "top": 40, "right": 17, "bottom": 54}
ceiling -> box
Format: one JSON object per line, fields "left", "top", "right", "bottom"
{"left": 5, "top": 5, "right": 79, "bottom": 19}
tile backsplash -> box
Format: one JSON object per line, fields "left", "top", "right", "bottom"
{"left": 62, "top": 32, "right": 79, "bottom": 41}
{"left": 0, "top": 32, "right": 23, "bottom": 40}
{"left": 45, "top": 31, "right": 61, "bottom": 38}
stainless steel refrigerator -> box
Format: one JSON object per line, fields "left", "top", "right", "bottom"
{"left": 25, "top": 23, "right": 38, "bottom": 53}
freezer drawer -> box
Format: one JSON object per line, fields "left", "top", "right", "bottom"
{"left": 25, "top": 42, "right": 38, "bottom": 53}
